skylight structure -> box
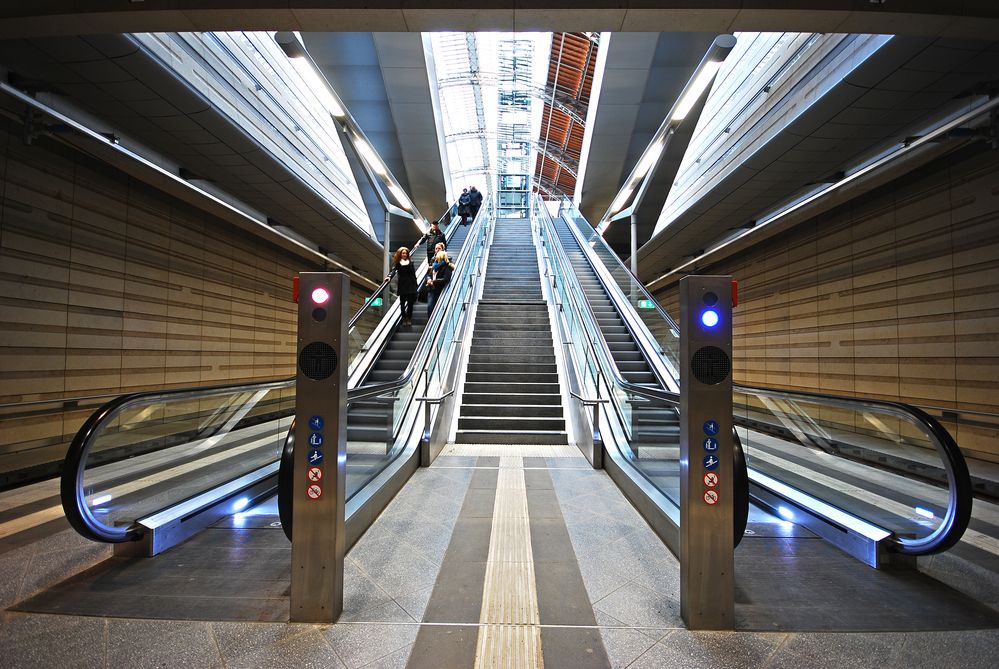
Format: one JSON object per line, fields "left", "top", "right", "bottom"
{"left": 429, "top": 32, "right": 550, "bottom": 204}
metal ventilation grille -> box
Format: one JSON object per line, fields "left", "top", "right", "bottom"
{"left": 298, "top": 342, "right": 338, "bottom": 381}
{"left": 691, "top": 346, "right": 730, "bottom": 385}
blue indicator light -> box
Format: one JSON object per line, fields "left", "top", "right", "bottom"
{"left": 701, "top": 309, "right": 719, "bottom": 327}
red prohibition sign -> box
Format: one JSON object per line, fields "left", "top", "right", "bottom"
{"left": 703, "top": 472, "right": 719, "bottom": 488}
{"left": 307, "top": 466, "right": 323, "bottom": 482}
{"left": 704, "top": 490, "right": 719, "bottom": 505}
{"left": 307, "top": 484, "right": 322, "bottom": 500}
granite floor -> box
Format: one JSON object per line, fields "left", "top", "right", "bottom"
{"left": 2, "top": 445, "right": 999, "bottom": 668}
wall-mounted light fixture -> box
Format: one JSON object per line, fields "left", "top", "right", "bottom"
{"left": 598, "top": 35, "right": 737, "bottom": 278}
{"left": 275, "top": 31, "right": 425, "bottom": 277}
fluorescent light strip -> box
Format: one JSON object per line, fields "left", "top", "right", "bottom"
{"left": 354, "top": 137, "right": 388, "bottom": 177}
{"left": 748, "top": 469, "right": 891, "bottom": 541}
{"left": 389, "top": 184, "right": 412, "bottom": 210}
{"left": 672, "top": 60, "right": 722, "bottom": 122}
{"left": 288, "top": 57, "right": 345, "bottom": 118}
{"left": 647, "top": 96, "right": 999, "bottom": 289}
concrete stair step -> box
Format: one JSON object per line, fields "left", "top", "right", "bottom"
{"left": 461, "top": 392, "right": 562, "bottom": 405}
{"left": 468, "top": 354, "right": 556, "bottom": 364}
{"left": 460, "top": 404, "right": 564, "bottom": 417}
{"left": 466, "top": 363, "right": 557, "bottom": 374}
{"left": 458, "top": 416, "right": 566, "bottom": 431}
{"left": 465, "top": 372, "right": 557, "bottom": 384}
{"left": 454, "top": 429, "right": 568, "bottom": 445}
{"left": 464, "top": 381, "right": 560, "bottom": 393}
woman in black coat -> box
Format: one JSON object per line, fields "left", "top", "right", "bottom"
{"left": 426, "top": 250, "right": 453, "bottom": 317}
{"left": 391, "top": 246, "right": 418, "bottom": 326}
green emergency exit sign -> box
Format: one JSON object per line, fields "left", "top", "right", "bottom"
{"left": 366, "top": 297, "right": 383, "bottom": 307}
{"left": 638, "top": 299, "right": 656, "bottom": 309}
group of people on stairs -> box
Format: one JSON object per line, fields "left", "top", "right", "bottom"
{"left": 388, "top": 217, "right": 452, "bottom": 327}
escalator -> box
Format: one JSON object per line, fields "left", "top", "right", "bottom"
{"left": 59, "top": 204, "right": 487, "bottom": 554}
{"left": 540, "top": 197, "right": 972, "bottom": 565}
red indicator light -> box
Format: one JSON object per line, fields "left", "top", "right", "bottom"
{"left": 311, "top": 287, "right": 330, "bottom": 305}
{"left": 731, "top": 280, "right": 739, "bottom": 308}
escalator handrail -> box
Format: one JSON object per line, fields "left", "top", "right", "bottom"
{"left": 554, "top": 200, "right": 680, "bottom": 392}
{"left": 539, "top": 203, "right": 666, "bottom": 409}
{"left": 278, "top": 201, "right": 492, "bottom": 539}
{"left": 558, "top": 196, "right": 683, "bottom": 339}
{"left": 61, "top": 201, "right": 471, "bottom": 543}
{"left": 548, "top": 198, "right": 972, "bottom": 556}
{"left": 538, "top": 201, "right": 749, "bottom": 544}
{"left": 733, "top": 383, "right": 972, "bottom": 555}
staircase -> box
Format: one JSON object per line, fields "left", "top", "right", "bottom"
{"left": 455, "top": 219, "right": 567, "bottom": 445}
{"left": 550, "top": 216, "right": 678, "bottom": 452}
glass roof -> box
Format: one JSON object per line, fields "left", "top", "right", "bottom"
{"left": 429, "top": 32, "right": 551, "bottom": 200}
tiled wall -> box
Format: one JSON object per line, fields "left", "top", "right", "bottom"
{"left": 653, "top": 145, "right": 999, "bottom": 461}
{"left": 0, "top": 120, "right": 369, "bottom": 475}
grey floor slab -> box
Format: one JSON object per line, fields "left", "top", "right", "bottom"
{"left": 0, "top": 612, "right": 108, "bottom": 669}
{"left": 735, "top": 535, "right": 999, "bottom": 631}
{"left": 629, "top": 630, "right": 783, "bottom": 669}
{"left": 211, "top": 622, "right": 348, "bottom": 669}
{"left": 407, "top": 625, "right": 479, "bottom": 669}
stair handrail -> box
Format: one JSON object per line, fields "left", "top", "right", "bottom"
{"left": 60, "top": 199, "right": 472, "bottom": 544}
{"left": 278, "top": 199, "right": 493, "bottom": 538}
{"left": 537, "top": 198, "right": 749, "bottom": 543}
{"left": 549, "top": 197, "right": 972, "bottom": 556}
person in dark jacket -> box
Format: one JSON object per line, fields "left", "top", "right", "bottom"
{"left": 457, "top": 188, "right": 472, "bottom": 225}
{"left": 423, "top": 221, "right": 447, "bottom": 264}
{"left": 426, "top": 250, "right": 453, "bottom": 316}
{"left": 390, "top": 246, "right": 418, "bottom": 327}
{"left": 469, "top": 186, "right": 483, "bottom": 221}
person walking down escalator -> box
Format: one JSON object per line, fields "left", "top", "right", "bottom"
{"left": 390, "top": 246, "right": 418, "bottom": 327}
{"left": 422, "top": 221, "right": 447, "bottom": 265}
{"left": 426, "top": 250, "right": 453, "bottom": 317}
{"left": 458, "top": 188, "right": 472, "bottom": 226}
{"left": 469, "top": 186, "right": 483, "bottom": 221}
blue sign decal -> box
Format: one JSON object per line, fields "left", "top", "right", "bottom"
{"left": 703, "top": 420, "right": 719, "bottom": 436}
{"left": 309, "top": 432, "right": 324, "bottom": 447}
{"left": 308, "top": 449, "right": 325, "bottom": 465}
{"left": 703, "top": 437, "right": 719, "bottom": 451}
{"left": 703, "top": 454, "right": 720, "bottom": 470}
{"left": 309, "top": 416, "right": 324, "bottom": 430}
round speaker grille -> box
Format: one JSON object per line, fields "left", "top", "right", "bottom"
{"left": 299, "top": 341, "right": 337, "bottom": 381}
{"left": 691, "top": 346, "right": 730, "bottom": 385}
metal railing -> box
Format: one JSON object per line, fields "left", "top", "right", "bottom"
{"left": 536, "top": 201, "right": 749, "bottom": 545}
{"left": 545, "top": 195, "right": 972, "bottom": 557}
{"left": 59, "top": 201, "right": 479, "bottom": 545}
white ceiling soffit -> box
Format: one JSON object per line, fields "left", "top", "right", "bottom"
{"left": 0, "top": 32, "right": 386, "bottom": 277}
{"left": 637, "top": 35, "right": 999, "bottom": 282}
{"left": 303, "top": 32, "right": 448, "bottom": 236}
{"left": 577, "top": 32, "right": 721, "bottom": 251}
